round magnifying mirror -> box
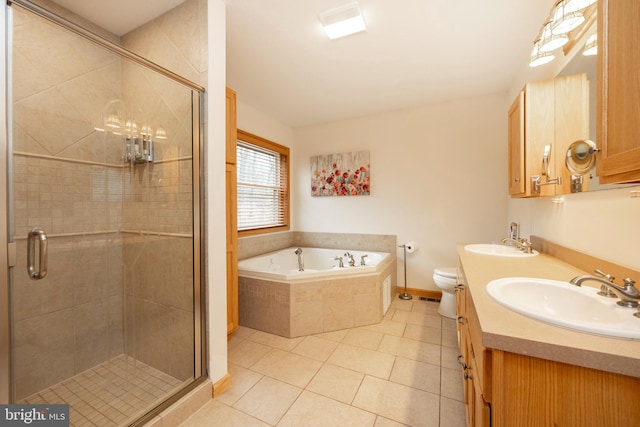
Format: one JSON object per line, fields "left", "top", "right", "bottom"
{"left": 566, "top": 139, "right": 597, "bottom": 174}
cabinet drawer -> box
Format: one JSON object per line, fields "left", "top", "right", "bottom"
{"left": 466, "top": 291, "right": 492, "bottom": 402}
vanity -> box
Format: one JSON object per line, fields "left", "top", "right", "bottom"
{"left": 456, "top": 239, "right": 640, "bottom": 427}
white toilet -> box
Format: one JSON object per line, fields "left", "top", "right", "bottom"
{"left": 433, "top": 267, "right": 457, "bottom": 319}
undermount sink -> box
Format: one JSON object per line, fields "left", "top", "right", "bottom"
{"left": 464, "top": 243, "right": 538, "bottom": 257}
{"left": 486, "top": 277, "right": 640, "bottom": 339}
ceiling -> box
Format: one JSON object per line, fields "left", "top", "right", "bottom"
{"left": 224, "top": 0, "right": 555, "bottom": 127}
{"left": 50, "top": 0, "right": 556, "bottom": 128}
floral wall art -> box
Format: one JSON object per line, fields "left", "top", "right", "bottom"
{"left": 310, "top": 150, "right": 370, "bottom": 197}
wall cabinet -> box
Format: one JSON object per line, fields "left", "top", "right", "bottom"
{"left": 457, "top": 264, "right": 640, "bottom": 427}
{"left": 508, "top": 74, "right": 589, "bottom": 197}
{"left": 226, "top": 87, "right": 239, "bottom": 335}
{"left": 596, "top": 0, "right": 640, "bottom": 184}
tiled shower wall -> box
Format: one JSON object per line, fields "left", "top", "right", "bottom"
{"left": 11, "top": 0, "right": 206, "bottom": 399}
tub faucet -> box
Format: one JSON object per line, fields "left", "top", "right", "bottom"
{"left": 334, "top": 256, "right": 344, "bottom": 268}
{"left": 345, "top": 252, "right": 355, "bottom": 267}
{"left": 294, "top": 247, "right": 304, "bottom": 271}
{"left": 360, "top": 254, "right": 368, "bottom": 266}
{"left": 569, "top": 274, "right": 640, "bottom": 308}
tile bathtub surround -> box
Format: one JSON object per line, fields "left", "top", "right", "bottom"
{"left": 180, "top": 298, "right": 466, "bottom": 427}
{"left": 238, "top": 231, "right": 397, "bottom": 260}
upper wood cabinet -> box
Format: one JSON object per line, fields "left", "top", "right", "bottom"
{"left": 226, "top": 87, "right": 237, "bottom": 165}
{"left": 508, "top": 73, "right": 589, "bottom": 197}
{"left": 596, "top": 0, "right": 640, "bottom": 184}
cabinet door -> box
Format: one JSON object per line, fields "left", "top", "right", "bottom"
{"left": 596, "top": 0, "right": 640, "bottom": 184}
{"left": 508, "top": 92, "right": 525, "bottom": 196}
{"left": 226, "top": 87, "right": 237, "bottom": 165}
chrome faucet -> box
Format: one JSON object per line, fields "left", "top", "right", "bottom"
{"left": 334, "top": 256, "right": 344, "bottom": 268}
{"left": 345, "top": 252, "right": 356, "bottom": 267}
{"left": 294, "top": 247, "right": 304, "bottom": 271}
{"left": 569, "top": 274, "right": 640, "bottom": 308}
{"left": 360, "top": 254, "right": 368, "bottom": 266}
{"left": 500, "top": 237, "right": 533, "bottom": 253}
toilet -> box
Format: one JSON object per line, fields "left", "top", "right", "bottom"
{"left": 433, "top": 267, "right": 458, "bottom": 319}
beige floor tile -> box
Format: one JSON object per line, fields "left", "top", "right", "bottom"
{"left": 440, "top": 367, "right": 464, "bottom": 401}
{"left": 440, "top": 396, "right": 467, "bottom": 427}
{"left": 291, "top": 335, "right": 339, "bottom": 362}
{"left": 233, "top": 326, "right": 258, "bottom": 340}
{"left": 227, "top": 339, "right": 272, "bottom": 368}
{"left": 360, "top": 319, "right": 406, "bottom": 337}
{"left": 278, "top": 390, "right": 376, "bottom": 427}
{"left": 214, "top": 363, "right": 263, "bottom": 406}
{"left": 313, "top": 328, "right": 349, "bottom": 342}
{"left": 409, "top": 301, "right": 440, "bottom": 315}
{"left": 378, "top": 335, "right": 441, "bottom": 366}
{"left": 441, "top": 327, "right": 459, "bottom": 349}
{"left": 246, "top": 330, "right": 304, "bottom": 351}
{"left": 306, "top": 363, "right": 364, "bottom": 404}
{"left": 442, "top": 317, "right": 457, "bottom": 332}
{"left": 374, "top": 416, "right": 410, "bottom": 426}
{"left": 403, "top": 323, "right": 442, "bottom": 345}
{"left": 389, "top": 357, "right": 440, "bottom": 394}
{"left": 250, "top": 348, "right": 322, "bottom": 388}
{"left": 327, "top": 343, "right": 396, "bottom": 379}
{"left": 441, "top": 345, "right": 461, "bottom": 370}
{"left": 353, "top": 376, "right": 440, "bottom": 427}
{"left": 392, "top": 310, "right": 442, "bottom": 328}
{"left": 390, "top": 299, "right": 413, "bottom": 312}
{"left": 179, "top": 400, "right": 270, "bottom": 427}
{"left": 233, "top": 376, "right": 301, "bottom": 425}
{"left": 342, "top": 328, "right": 384, "bottom": 350}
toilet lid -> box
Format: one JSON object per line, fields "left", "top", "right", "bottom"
{"left": 434, "top": 267, "right": 457, "bottom": 279}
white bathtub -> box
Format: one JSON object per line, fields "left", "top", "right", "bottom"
{"left": 238, "top": 247, "right": 390, "bottom": 281}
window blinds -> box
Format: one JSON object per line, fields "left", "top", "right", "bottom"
{"left": 236, "top": 141, "right": 287, "bottom": 231}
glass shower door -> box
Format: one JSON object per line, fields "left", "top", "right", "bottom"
{"left": 6, "top": 2, "right": 204, "bottom": 425}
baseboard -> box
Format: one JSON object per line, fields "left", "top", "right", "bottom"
{"left": 212, "top": 374, "right": 231, "bottom": 397}
{"left": 395, "top": 287, "right": 442, "bottom": 300}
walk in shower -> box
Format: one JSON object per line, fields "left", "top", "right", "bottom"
{"left": 1, "top": 0, "right": 206, "bottom": 425}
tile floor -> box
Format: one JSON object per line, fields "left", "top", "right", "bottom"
{"left": 181, "top": 297, "right": 466, "bottom": 427}
{"left": 20, "top": 355, "right": 187, "bottom": 426}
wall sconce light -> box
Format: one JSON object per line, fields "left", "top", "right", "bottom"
{"left": 582, "top": 33, "right": 597, "bottom": 56}
{"left": 539, "top": 20, "right": 569, "bottom": 53}
{"left": 319, "top": 2, "right": 366, "bottom": 40}
{"left": 551, "top": 0, "right": 585, "bottom": 35}
{"left": 529, "top": 38, "right": 556, "bottom": 67}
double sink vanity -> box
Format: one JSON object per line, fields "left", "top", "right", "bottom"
{"left": 456, "top": 238, "right": 640, "bottom": 427}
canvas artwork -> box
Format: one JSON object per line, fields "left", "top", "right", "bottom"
{"left": 310, "top": 150, "right": 370, "bottom": 197}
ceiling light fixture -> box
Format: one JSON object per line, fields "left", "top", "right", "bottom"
{"left": 582, "top": 33, "right": 597, "bottom": 56}
{"left": 551, "top": 0, "right": 585, "bottom": 35}
{"left": 319, "top": 2, "right": 366, "bottom": 40}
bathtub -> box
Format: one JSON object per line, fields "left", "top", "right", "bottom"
{"left": 238, "top": 247, "right": 389, "bottom": 281}
{"left": 237, "top": 247, "right": 396, "bottom": 338}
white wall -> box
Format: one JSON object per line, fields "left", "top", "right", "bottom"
{"left": 292, "top": 94, "right": 509, "bottom": 291}
{"left": 207, "top": 0, "right": 228, "bottom": 384}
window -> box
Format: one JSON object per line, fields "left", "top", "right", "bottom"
{"left": 236, "top": 130, "right": 289, "bottom": 236}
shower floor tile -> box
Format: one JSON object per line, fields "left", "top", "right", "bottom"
{"left": 19, "top": 355, "right": 187, "bottom": 427}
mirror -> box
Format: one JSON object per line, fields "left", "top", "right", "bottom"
{"left": 556, "top": 33, "right": 639, "bottom": 192}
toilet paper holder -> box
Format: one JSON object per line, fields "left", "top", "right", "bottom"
{"left": 398, "top": 242, "right": 417, "bottom": 300}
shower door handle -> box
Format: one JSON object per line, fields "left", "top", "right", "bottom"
{"left": 27, "top": 228, "right": 48, "bottom": 280}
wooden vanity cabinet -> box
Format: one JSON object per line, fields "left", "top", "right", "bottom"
{"left": 456, "top": 268, "right": 491, "bottom": 427}
{"left": 596, "top": 0, "right": 640, "bottom": 184}
{"left": 508, "top": 74, "right": 589, "bottom": 197}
